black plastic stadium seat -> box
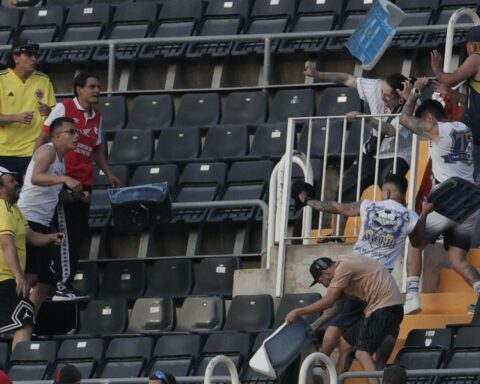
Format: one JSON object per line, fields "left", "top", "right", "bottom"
{"left": 145, "top": 334, "right": 203, "bottom": 377}
{"left": 268, "top": 89, "right": 316, "bottom": 124}
{"left": 173, "top": 93, "right": 221, "bottom": 129}
{"left": 249, "top": 123, "right": 289, "bottom": 159}
{"left": 175, "top": 295, "right": 225, "bottom": 332}
{"left": 223, "top": 294, "right": 273, "bottom": 332}
{"left": 93, "top": 165, "right": 129, "bottom": 188}
{"left": 130, "top": 164, "right": 179, "bottom": 190}
{"left": 34, "top": 302, "right": 78, "bottom": 336}
{"left": 232, "top": 0, "right": 296, "bottom": 55}
{"left": 47, "top": 4, "right": 110, "bottom": 64}
{"left": 93, "top": 2, "right": 158, "bottom": 61}
{"left": 192, "top": 256, "right": 241, "bottom": 297}
{"left": 344, "top": 120, "right": 369, "bottom": 160}
{"left": 127, "top": 298, "right": 175, "bottom": 334}
{"left": 17, "top": 6, "right": 65, "bottom": 61}
{"left": 97, "top": 337, "right": 153, "bottom": 378}
{"left": 79, "top": 299, "right": 128, "bottom": 336}
{"left": 273, "top": 293, "right": 321, "bottom": 328}
{"left": 139, "top": 0, "right": 203, "bottom": 59}
{"left": 0, "top": 342, "right": 10, "bottom": 371}
{"left": 221, "top": 91, "right": 268, "bottom": 127}
{"left": 186, "top": 0, "right": 249, "bottom": 57}
{"left": 7, "top": 341, "right": 58, "bottom": 381}
{"left": 278, "top": 0, "right": 342, "bottom": 54}
{"left": 200, "top": 125, "right": 249, "bottom": 161}
{"left": 97, "top": 260, "right": 146, "bottom": 300}
{"left": 207, "top": 160, "right": 274, "bottom": 223}
{"left": 47, "top": 0, "right": 88, "bottom": 5}
{"left": 53, "top": 338, "right": 105, "bottom": 379}
{"left": 88, "top": 189, "right": 112, "bottom": 229}
{"left": 240, "top": 331, "right": 275, "bottom": 384}
{"left": 97, "top": 96, "right": 127, "bottom": 134}
{"left": 126, "top": 94, "right": 174, "bottom": 132}
{"left": 71, "top": 262, "right": 99, "bottom": 299}
{"left": 144, "top": 258, "right": 193, "bottom": 298}
{"left": 297, "top": 119, "right": 347, "bottom": 159}
{"left": 172, "top": 162, "right": 227, "bottom": 224}
{"left": 107, "top": 129, "right": 154, "bottom": 165}
{"left": 153, "top": 128, "right": 201, "bottom": 163}
{"left": 0, "top": 8, "right": 21, "bottom": 65}
{"left": 317, "top": 87, "right": 363, "bottom": 117}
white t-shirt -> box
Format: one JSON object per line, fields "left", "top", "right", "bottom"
{"left": 18, "top": 143, "right": 65, "bottom": 226}
{"left": 430, "top": 121, "right": 474, "bottom": 183}
{"left": 356, "top": 77, "right": 412, "bottom": 164}
{"left": 353, "top": 199, "right": 419, "bottom": 270}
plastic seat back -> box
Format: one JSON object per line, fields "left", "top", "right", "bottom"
{"left": 108, "top": 129, "right": 154, "bottom": 164}
{"left": 224, "top": 294, "right": 273, "bottom": 332}
{"left": 130, "top": 164, "right": 179, "bottom": 189}
{"left": 317, "top": 87, "right": 363, "bottom": 117}
{"left": 127, "top": 298, "right": 175, "bottom": 333}
{"left": 193, "top": 257, "right": 241, "bottom": 297}
{"left": 145, "top": 258, "right": 193, "bottom": 298}
{"left": 153, "top": 128, "right": 201, "bottom": 162}
{"left": 249, "top": 123, "right": 289, "bottom": 159}
{"left": 7, "top": 341, "right": 58, "bottom": 381}
{"left": 126, "top": 94, "right": 174, "bottom": 131}
{"left": 54, "top": 338, "right": 104, "bottom": 379}
{"left": 175, "top": 296, "right": 225, "bottom": 332}
{"left": 79, "top": 299, "right": 128, "bottom": 335}
{"left": 200, "top": 125, "right": 249, "bottom": 160}
{"left": 174, "top": 93, "right": 221, "bottom": 128}
{"left": 221, "top": 91, "right": 268, "bottom": 126}
{"left": 268, "top": 89, "right": 316, "bottom": 124}
{"left": 97, "top": 95, "right": 127, "bottom": 133}
{"left": 98, "top": 261, "right": 146, "bottom": 300}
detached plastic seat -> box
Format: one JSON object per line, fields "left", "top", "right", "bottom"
{"left": 208, "top": 160, "right": 274, "bottom": 223}
{"left": 97, "top": 261, "right": 146, "bottom": 300}
{"left": 297, "top": 119, "right": 347, "bottom": 159}
{"left": 145, "top": 334, "right": 203, "bottom": 377}
{"left": 173, "top": 93, "right": 221, "bottom": 129}
{"left": 7, "top": 341, "right": 58, "bottom": 381}
{"left": 200, "top": 125, "right": 249, "bottom": 161}
{"left": 93, "top": 2, "right": 157, "bottom": 61}
{"left": 139, "top": 0, "right": 203, "bottom": 59}
{"left": 221, "top": 91, "right": 268, "bottom": 127}
{"left": 175, "top": 295, "right": 225, "bottom": 333}
{"left": 108, "top": 129, "right": 154, "bottom": 165}
{"left": 130, "top": 164, "right": 179, "bottom": 189}
{"left": 127, "top": 298, "right": 175, "bottom": 334}
{"left": 88, "top": 188, "right": 112, "bottom": 229}
{"left": 193, "top": 256, "right": 241, "bottom": 297}
{"left": 249, "top": 123, "right": 289, "bottom": 159}
{"left": 186, "top": 0, "right": 249, "bottom": 57}
{"left": 278, "top": 0, "right": 342, "bottom": 54}
{"left": 96, "top": 337, "right": 153, "bottom": 378}
{"left": 153, "top": 128, "right": 201, "bottom": 163}
{"left": 223, "top": 294, "right": 273, "bottom": 332}
{"left": 273, "top": 293, "right": 321, "bottom": 328}
{"left": 126, "top": 94, "right": 174, "bottom": 132}
{"left": 267, "top": 89, "right": 316, "bottom": 124}
{"left": 0, "top": 8, "right": 21, "bottom": 65}
{"left": 47, "top": 3, "right": 110, "bottom": 63}
{"left": 194, "top": 332, "right": 251, "bottom": 376}
{"left": 97, "top": 96, "right": 127, "bottom": 134}
{"left": 317, "top": 87, "right": 363, "bottom": 117}
{"left": 232, "top": 0, "right": 296, "bottom": 55}
{"left": 53, "top": 338, "right": 105, "bottom": 379}
{"left": 240, "top": 331, "right": 275, "bottom": 383}
{"left": 172, "top": 162, "right": 227, "bottom": 224}
{"left": 144, "top": 258, "right": 193, "bottom": 298}
{"left": 79, "top": 299, "right": 128, "bottom": 336}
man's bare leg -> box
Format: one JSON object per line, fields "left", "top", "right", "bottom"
{"left": 12, "top": 325, "right": 33, "bottom": 351}
{"left": 355, "top": 350, "right": 379, "bottom": 384}
{"left": 337, "top": 337, "right": 353, "bottom": 375}
{"left": 374, "top": 335, "right": 396, "bottom": 370}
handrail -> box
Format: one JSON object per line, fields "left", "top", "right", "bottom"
{"left": 203, "top": 355, "right": 239, "bottom": 384}
{"left": 14, "top": 377, "right": 234, "bottom": 384}
{"left": 298, "top": 352, "right": 337, "bottom": 384}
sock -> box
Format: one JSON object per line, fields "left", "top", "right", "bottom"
{"left": 406, "top": 276, "right": 420, "bottom": 295}
{"left": 473, "top": 281, "right": 480, "bottom": 295}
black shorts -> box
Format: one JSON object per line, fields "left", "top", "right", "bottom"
{"left": 24, "top": 221, "right": 57, "bottom": 285}
{"left": 342, "top": 305, "right": 404, "bottom": 355}
{"left": 0, "top": 279, "right": 35, "bottom": 334}
{"left": 329, "top": 296, "right": 366, "bottom": 331}
{"left": 0, "top": 156, "right": 31, "bottom": 177}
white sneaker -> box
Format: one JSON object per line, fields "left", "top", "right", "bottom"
{"left": 404, "top": 292, "right": 421, "bottom": 315}
{"left": 51, "top": 287, "right": 89, "bottom": 302}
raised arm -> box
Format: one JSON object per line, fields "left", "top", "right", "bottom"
{"left": 305, "top": 198, "right": 362, "bottom": 217}
{"left": 304, "top": 61, "right": 357, "bottom": 88}
{"left": 431, "top": 50, "right": 480, "bottom": 87}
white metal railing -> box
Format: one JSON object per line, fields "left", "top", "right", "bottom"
{"left": 203, "top": 355, "right": 239, "bottom": 384}
{"left": 298, "top": 352, "right": 337, "bottom": 384}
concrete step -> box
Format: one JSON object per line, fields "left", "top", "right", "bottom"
{"left": 467, "top": 248, "right": 480, "bottom": 268}
{"left": 414, "top": 292, "right": 476, "bottom": 314}
{"left": 399, "top": 313, "right": 472, "bottom": 340}
{"left": 438, "top": 268, "right": 472, "bottom": 293}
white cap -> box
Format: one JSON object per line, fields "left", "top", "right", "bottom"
{"left": 0, "top": 166, "right": 18, "bottom": 176}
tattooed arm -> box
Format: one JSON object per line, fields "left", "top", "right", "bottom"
{"left": 304, "top": 61, "right": 357, "bottom": 88}
{"left": 306, "top": 199, "right": 362, "bottom": 217}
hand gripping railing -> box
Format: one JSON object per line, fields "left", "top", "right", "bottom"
{"left": 203, "top": 355, "right": 240, "bottom": 384}
{"left": 298, "top": 352, "right": 337, "bottom": 384}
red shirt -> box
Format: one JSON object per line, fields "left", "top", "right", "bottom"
{"left": 43, "top": 98, "right": 102, "bottom": 186}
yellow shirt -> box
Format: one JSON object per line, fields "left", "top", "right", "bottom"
{"left": 0, "top": 68, "right": 56, "bottom": 157}
{"left": 0, "top": 199, "right": 28, "bottom": 282}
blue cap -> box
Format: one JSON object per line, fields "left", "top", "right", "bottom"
{"left": 465, "top": 26, "right": 480, "bottom": 43}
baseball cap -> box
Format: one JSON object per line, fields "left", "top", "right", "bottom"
{"left": 54, "top": 364, "right": 81, "bottom": 384}
{"left": 149, "top": 370, "right": 176, "bottom": 384}
{"left": 309, "top": 257, "right": 334, "bottom": 287}
{"left": 11, "top": 38, "right": 40, "bottom": 54}
{"left": 465, "top": 26, "right": 480, "bottom": 43}
{"left": 0, "top": 370, "right": 12, "bottom": 384}
{"left": 0, "top": 166, "right": 18, "bottom": 176}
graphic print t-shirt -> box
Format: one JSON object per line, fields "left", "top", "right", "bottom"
{"left": 353, "top": 200, "right": 419, "bottom": 270}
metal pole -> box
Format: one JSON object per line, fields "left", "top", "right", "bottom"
{"left": 393, "top": 116, "right": 400, "bottom": 173}
{"left": 353, "top": 118, "right": 367, "bottom": 235}
{"left": 204, "top": 355, "right": 239, "bottom": 384}
{"left": 318, "top": 118, "right": 331, "bottom": 234}
{"left": 267, "top": 165, "right": 279, "bottom": 269}
{"left": 263, "top": 38, "right": 271, "bottom": 86}
{"left": 335, "top": 117, "right": 348, "bottom": 236}
{"left": 298, "top": 353, "right": 337, "bottom": 384}
{"left": 373, "top": 119, "right": 383, "bottom": 201}
{"left": 107, "top": 42, "right": 116, "bottom": 94}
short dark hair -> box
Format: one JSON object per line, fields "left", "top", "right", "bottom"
{"left": 414, "top": 99, "right": 447, "bottom": 120}
{"left": 385, "top": 73, "right": 408, "bottom": 94}
{"left": 383, "top": 173, "right": 408, "bottom": 196}
{"left": 50, "top": 117, "right": 75, "bottom": 136}
{"left": 383, "top": 365, "right": 407, "bottom": 384}
{"left": 73, "top": 71, "right": 98, "bottom": 97}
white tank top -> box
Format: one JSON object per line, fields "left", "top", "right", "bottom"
{"left": 18, "top": 143, "right": 65, "bottom": 226}
{"left": 429, "top": 121, "right": 474, "bottom": 183}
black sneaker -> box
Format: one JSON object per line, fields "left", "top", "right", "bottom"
{"left": 51, "top": 287, "right": 89, "bottom": 302}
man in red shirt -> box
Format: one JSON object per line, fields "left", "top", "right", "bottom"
{"left": 36, "top": 72, "right": 120, "bottom": 300}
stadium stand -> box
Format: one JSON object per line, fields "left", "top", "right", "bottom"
{"left": 7, "top": 341, "right": 58, "bottom": 381}
{"left": 97, "top": 95, "right": 127, "bottom": 135}
{"left": 127, "top": 298, "right": 176, "bottom": 334}
{"left": 0, "top": 7, "right": 21, "bottom": 64}
{"left": 144, "top": 258, "right": 193, "bottom": 298}
{"left": 126, "top": 94, "right": 174, "bottom": 132}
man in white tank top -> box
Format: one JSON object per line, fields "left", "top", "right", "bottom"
{"left": 17, "top": 117, "right": 81, "bottom": 310}
{"left": 399, "top": 83, "right": 480, "bottom": 315}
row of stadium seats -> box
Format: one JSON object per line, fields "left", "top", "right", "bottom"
{"left": 96, "top": 89, "right": 362, "bottom": 134}
{"left": 0, "top": 0, "right": 475, "bottom": 64}
{"left": 1, "top": 331, "right": 293, "bottom": 382}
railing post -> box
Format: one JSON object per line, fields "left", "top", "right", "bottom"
{"left": 298, "top": 352, "right": 337, "bottom": 384}
{"left": 263, "top": 37, "right": 271, "bottom": 86}
{"left": 203, "top": 355, "right": 239, "bottom": 384}
{"left": 107, "top": 42, "right": 116, "bottom": 94}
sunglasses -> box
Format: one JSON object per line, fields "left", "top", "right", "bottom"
{"left": 152, "top": 371, "right": 167, "bottom": 381}
{"left": 57, "top": 128, "right": 80, "bottom": 136}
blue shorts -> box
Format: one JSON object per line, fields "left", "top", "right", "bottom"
{"left": 329, "top": 295, "right": 366, "bottom": 331}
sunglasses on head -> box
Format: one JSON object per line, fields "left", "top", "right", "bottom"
{"left": 152, "top": 371, "right": 167, "bottom": 381}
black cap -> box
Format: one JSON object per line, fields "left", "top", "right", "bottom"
{"left": 12, "top": 38, "right": 40, "bottom": 54}
{"left": 465, "top": 26, "right": 480, "bottom": 43}
{"left": 309, "top": 257, "right": 334, "bottom": 287}
{"left": 54, "top": 364, "right": 81, "bottom": 384}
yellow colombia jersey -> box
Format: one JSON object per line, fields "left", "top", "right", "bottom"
{"left": 0, "top": 199, "right": 28, "bottom": 282}
{"left": 0, "top": 68, "right": 56, "bottom": 157}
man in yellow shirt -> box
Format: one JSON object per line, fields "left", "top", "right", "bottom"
{"left": 0, "top": 38, "right": 56, "bottom": 175}
{"left": 0, "top": 166, "right": 63, "bottom": 350}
